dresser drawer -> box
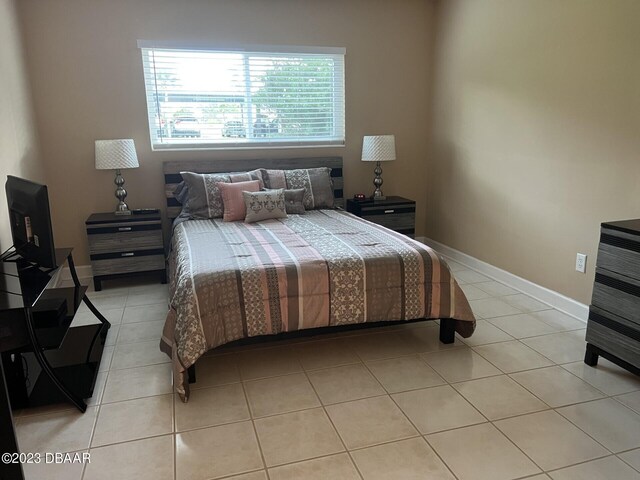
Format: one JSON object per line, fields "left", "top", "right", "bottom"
{"left": 586, "top": 306, "right": 640, "bottom": 368}
{"left": 91, "top": 251, "right": 165, "bottom": 276}
{"left": 592, "top": 268, "right": 640, "bottom": 325}
{"left": 596, "top": 227, "right": 640, "bottom": 282}
{"left": 88, "top": 228, "right": 163, "bottom": 254}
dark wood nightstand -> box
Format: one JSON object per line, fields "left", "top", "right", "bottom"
{"left": 85, "top": 211, "right": 166, "bottom": 291}
{"left": 346, "top": 196, "right": 416, "bottom": 237}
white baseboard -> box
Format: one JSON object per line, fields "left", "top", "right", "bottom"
{"left": 417, "top": 236, "right": 588, "bottom": 323}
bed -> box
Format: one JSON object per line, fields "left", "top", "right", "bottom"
{"left": 160, "top": 157, "right": 476, "bottom": 401}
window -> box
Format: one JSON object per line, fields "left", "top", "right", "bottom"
{"left": 138, "top": 41, "right": 345, "bottom": 150}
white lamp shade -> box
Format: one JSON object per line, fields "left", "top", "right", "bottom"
{"left": 95, "top": 139, "right": 139, "bottom": 170}
{"left": 361, "top": 135, "right": 396, "bottom": 162}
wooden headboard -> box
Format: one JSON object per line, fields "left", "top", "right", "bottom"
{"left": 163, "top": 157, "right": 344, "bottom": 220}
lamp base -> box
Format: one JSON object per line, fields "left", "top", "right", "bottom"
{"left": 113, "top": 169, "right": 132, "bottom": 216}
{"left": 371, "top": 161, "right": 385, "bottom": 200}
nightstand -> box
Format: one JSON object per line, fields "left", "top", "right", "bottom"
{"left": 85, "top": 211, "right": 166, "bottom": 291}
{"left": 346, "top": 196, "right": 415, "bottom": 237}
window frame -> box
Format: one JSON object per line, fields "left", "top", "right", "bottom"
{"left": 138, "top": 41, "right": 346, "bottom": 151}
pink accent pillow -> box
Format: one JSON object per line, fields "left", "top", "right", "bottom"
{"left": 218, "top": 180, "right": 260, "bottom": 222}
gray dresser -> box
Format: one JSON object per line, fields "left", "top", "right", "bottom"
{"left": 585, "top": 219, "right": 640, "bottom": 375}
{"left": 86, "top": 212, "right": 166, "bottom": 291}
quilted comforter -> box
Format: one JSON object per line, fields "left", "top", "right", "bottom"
{"left": 161, "top": 209, "right": 475, "bottom": 400}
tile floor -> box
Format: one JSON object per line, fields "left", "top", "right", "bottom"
{"left": 12, "top": 258, "right": 640, "bottom": 480}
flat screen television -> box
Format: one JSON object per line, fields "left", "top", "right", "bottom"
{"left": 5, "top": 176, "right": 57, "bottom": 268}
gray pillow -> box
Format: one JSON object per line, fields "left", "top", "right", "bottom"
{"left": 263, "top": 167, "right": 334, "bottom": 210}
{"left": 243, "top": 189, "right": 288, "bottom": 223}
{"left": 179, "top": 169, "right": 265, "bottom": 219}
{"left": 173, "top": 181, "right": 189, "bottom": 205}
{"left": 266, "top": 188, "right": 305, "bottom": 214}
{"left": 180, "top": 172, "right": 231, "bottom": 219}
{"left": 229, "top": 169, "right": 265, "bottom": 187}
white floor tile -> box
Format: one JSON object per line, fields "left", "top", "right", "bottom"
{"left": 557, "top": 398, "right": 640, "bottom": 453}
{"left": 453, "top": 375, "right": 548, "bottom": 420}
{"left": 393, "top": 385, "right": 486, "bottom": 434}
{"left": 501, "top": 293, "right": 551, "bottom": 312}
{"left": 487, "top": 313, "right": 559, "bottom": 339}
{"left": 549, "top": 455, "right": 640, "bottom": 480}
{"left": 269, "top": 454, "right": 360, "bottom": 480}
{"left": 510, "top": 366, "right": 604, "bottom": 407}
{"left": 616, "top": 391, "right": 640, "bottom": 414}
{"left": 619, "top": 449, "right": 640, "bottom": 473}
{"left": 474, "top": 281, "right": 519, "bottom": 296}
{"left": 458, "top": 320, "right": 514, "bottom": 347}
{"left": 531, "top": 309, "right": 586, "bottom": 331}
{"left": 455, "top": 269, "right": 492, "bottom": 284}
{"left": 459, "top": 284, "right": 492, "bottom": 301}
{"left": 563, "top": 359, "right": 640, "bottom": 396}
{"left": 474, "top": 340, "right": 554, "bottom": 373}
{"left": 521, "top": 330, "right": 586, "bottom": 364}
{"left": 469, "top": 297, "right": 522, "bottom": 318}
{"left": 421, "top": 348, "right": 501, "bottom": 383}
{"left": 495, "top": 410, "right": 609, "bottom": 471}
{"left": 427, "top": 422, "right": 540, "bottom": 480}
{"left": 351, "top": 438, "right": 455, "bottom": 480}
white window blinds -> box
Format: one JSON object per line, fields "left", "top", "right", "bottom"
{"left": 138, "top": 42, "right": 346, "bottom": 150}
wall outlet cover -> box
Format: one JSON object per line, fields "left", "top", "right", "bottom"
{"left": 576, "top": 253, "right": 587, "bottom": 273}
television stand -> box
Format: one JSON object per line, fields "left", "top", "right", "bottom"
{"left": 0, "top": 248, "right": 110, "bottom": 413}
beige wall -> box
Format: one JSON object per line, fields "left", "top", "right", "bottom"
{"left": 0, "top": 0, "right": 43, "bottom": 250}
{"left": 17, "top": 0, "right": 434, "bottom": 264}
{"left": 430, "top": 0, "right": 640, "bottom": 303}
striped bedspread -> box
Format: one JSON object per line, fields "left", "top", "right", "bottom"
{"left": 161, "top": 210, "right": 475, "bottom": 400}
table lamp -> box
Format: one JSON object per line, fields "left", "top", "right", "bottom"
{"left": 361, "top": 135, "right": 396, "bottom": 200}
{"left": 95, "top": 139, "right": 139, "bottom": 215}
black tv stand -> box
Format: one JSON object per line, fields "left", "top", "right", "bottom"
{"left": 0, "top": 248, "right": 110, "bottom": 413}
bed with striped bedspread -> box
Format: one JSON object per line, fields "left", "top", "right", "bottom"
{"left": 161, "top": 209, "right": 476, "bottom": 401}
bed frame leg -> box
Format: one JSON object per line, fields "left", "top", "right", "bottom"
{"left": 187, "top": 365, "right": 196, "bottom": 384}
{"left": 439, "top": 319, "right": 456, "bottom": 344}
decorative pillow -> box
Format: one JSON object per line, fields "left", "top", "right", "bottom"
{"left": 266, "top": 188, "right": 305, "bottom": 214}
{"left": 229, "top": 169, "right": 265, "bottom": 188}
{"left": 180, "top": 172, "right": 231, "bottom": 219}
{"left": 262, "top": 167, "right": 334, "bottom": 210}
{"left": 173, "top": 181, "right": 189, "bottom": 205}
{"left": 262, "top": 169, "right": 287, "bottom": 189}
{"left": 179, "top": 169, "right": 265, "bottom": 219}
{"left": 243, "top": 189, "right": 288, "bottom": 223}
{"left": 219, "top": 180, "right": 260, "bottom": 222}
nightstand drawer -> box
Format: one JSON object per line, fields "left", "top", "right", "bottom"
{"left": 90, "top": 251, "right": 165, "bottom": 276}
{"left": 358, "top": 205, "right": 415, "bottom": 216}
{"left": 88, "top": 228, "right": 163, "bottom": 254}
{"left": 364, "top": 212, "right": 415, "bottom": 231}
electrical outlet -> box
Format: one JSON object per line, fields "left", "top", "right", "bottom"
{"left": 576, "top": 253, "right": 587, "bottom": 273}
